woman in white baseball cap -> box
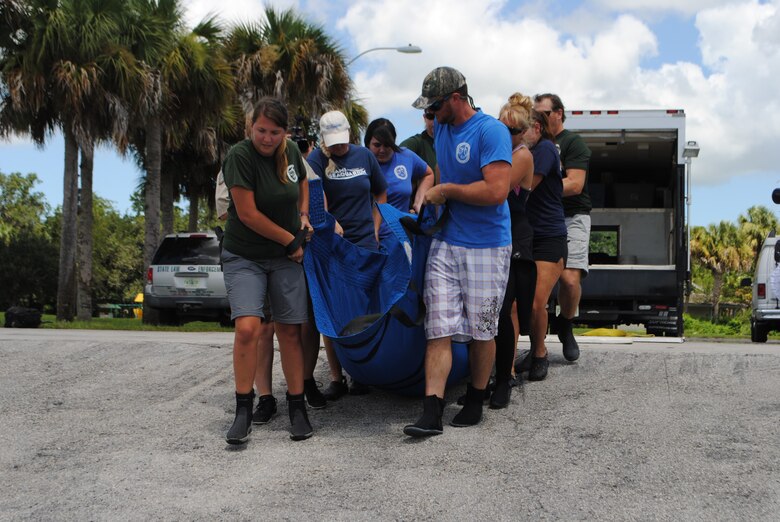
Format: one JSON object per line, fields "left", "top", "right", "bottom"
{"left": 306, "top": 110, "right": 388, "bottom": 399}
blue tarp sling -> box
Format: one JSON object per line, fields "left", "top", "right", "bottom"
{"left": 304, "top": 177, "right": 469, "bottom": 396}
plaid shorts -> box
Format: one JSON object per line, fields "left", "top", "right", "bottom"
{"left": 423, "top": 239, "right": 511, "bottom": 343}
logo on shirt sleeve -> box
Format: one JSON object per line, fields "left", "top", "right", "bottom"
{"left": 394, "top": 165, "right": 409, "bottom": 180}
{"left": 286, "top": 165, "right": 299, "bottom": 183}
{"left": 456, "top": 142, "right": 471, "bottom": 164}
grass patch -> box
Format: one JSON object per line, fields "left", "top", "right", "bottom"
{"left": 1, "top": 312, "right": 232, "bottom": 332}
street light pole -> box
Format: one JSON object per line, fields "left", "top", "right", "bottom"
{"left": 683, "top": 140, "right": 700, "bottom": 276}
{"left": 345, "top": 44, "right": 422, "bottom": 66}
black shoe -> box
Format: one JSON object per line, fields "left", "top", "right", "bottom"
{"left": 303, "top": 378, "right": 327, "bottom": 409}
{"left": 404, "top": 395, "right": 445, "bottom": 437}
{"left": 557, "top": 317, "right": 581, "bottom": 362}
{"left": 514, "top": 350, "right": 533, "bottom": 374}
{"left": 252, "top": 394, "right": 277, "bottom": 425}
{"left": 456, "top": 379, "right": 494, "bottom": 406}
{"left": 226, "top": 390, "right": 255, "bottom": 444}
{"left": 322, "top": 375, "right": 348, "bottom": 401}
{"left": 348, "top": 379, "right": 370, "bottom": 395}
{"left": 287, "top": 392, "right": 313, "bottom": 441}
{"left": 451, "top": 385, "right": 487, "bottom": 427}
{"left": 527, "top": 356, "right": 549, "bottom": 381}
{"left": 489, "top": 377, "right": 519, "bottom": 409}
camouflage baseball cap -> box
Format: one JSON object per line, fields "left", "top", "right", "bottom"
{"left": 412, "top": 66, "right": 466, "bottom": 109}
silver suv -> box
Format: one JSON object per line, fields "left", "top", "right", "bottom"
{"left": 143, "top": 231, "right": 230, "bottom": 326}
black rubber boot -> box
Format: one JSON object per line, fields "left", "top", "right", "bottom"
{"left": 489, "top": 376, "right": 520, "bottom": 409}
{"left": 226, "top": 390, "right": 255, "bottom": 445}
{"left": 557, "top": 316, "right": 581, "bottom": 362}
{"left": 451, "top": 385, "right": 486, "bottom": 427}
{"left": 527, "top": 355, "right": 549, "bottom": 381}
{"left": 287, "top": 392, "right": 313, "bottom": 441}
{"left": 303, "top": 378, "right": 327, "bottom": 410}
{"left": 403, "top": 395, "right": 445, "bottom": 437}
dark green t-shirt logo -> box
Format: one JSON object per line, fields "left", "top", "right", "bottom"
{"left": 286, "top": 164, "right": 299, "bottom": 183}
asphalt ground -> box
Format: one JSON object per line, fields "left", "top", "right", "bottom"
{"left": 1, "top": 329, "right": 779, "bottom": 521}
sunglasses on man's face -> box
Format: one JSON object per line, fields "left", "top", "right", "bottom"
{"left": 427, "top": 94, "right": 452, "bottom": 113}
{"left": 424, "top": 112, "right": 435, "bottom": 120}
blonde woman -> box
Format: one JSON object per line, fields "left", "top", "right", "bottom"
{"left": 491, "top": 93, "right": 536, "bottom": 407}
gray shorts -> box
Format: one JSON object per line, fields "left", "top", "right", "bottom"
{"left": 423, "top": 239, "right": 511, "bottom": 343}
{"left": 565, "top": 214, "right": 591, "bottom": 275}
{"left": 221, "top": 249, "right": 308, "bottom": 324}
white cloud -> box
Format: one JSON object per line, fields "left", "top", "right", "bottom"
{"left": 335, "top": 0, "right": 780, "bottom": 188}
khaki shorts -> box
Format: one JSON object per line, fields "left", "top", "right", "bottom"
{"left": 565, "top": 214, "right": 590, "bottom": 275}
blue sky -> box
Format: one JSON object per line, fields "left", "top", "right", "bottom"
{"left": 2, "top": 0, "right": 779, "bottom": 226}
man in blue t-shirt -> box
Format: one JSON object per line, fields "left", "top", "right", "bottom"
{"left": 403, "top": 67, "right": 513, "bottom": 438}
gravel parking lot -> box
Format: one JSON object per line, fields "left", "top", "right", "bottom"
{"left": 1, "top": 329, "right": 779, "bottom": 520}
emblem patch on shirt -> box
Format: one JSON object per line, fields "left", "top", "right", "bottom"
{"left": 456, "top": 142, "right": 471, "bottom": 164}
{"left": 286, "top": 165, "right": 299, "bottom": 183}
{"left": 394, "top": 165, "right": 408, "bottom": 180}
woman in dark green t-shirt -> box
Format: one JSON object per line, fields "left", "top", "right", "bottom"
{"left": 221, "top": 97, "right": 314, "bottom": 444}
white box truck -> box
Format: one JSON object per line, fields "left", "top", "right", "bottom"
{"left": 563, "top": 109, "right": 690, "bottom": 336}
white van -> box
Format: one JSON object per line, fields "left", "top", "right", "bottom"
{"left": 743, "top": 232, "right": 780, "bottom": 342}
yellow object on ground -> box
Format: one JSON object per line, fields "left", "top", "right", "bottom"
{"left": 133, "top": 293, "right": 143, "bottom": 319}
{"left": 583, "top": 328, "right": 629, "bottom": 337}
{"left": 582, "top": 328, "right": 654, "bottom": 337}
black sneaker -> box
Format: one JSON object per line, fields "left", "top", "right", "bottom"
{"left": 527, "top": 356, "right": 549, "bottom": 382}
{"left": 303, "top": 378, "right": 327, "bottom": 409}
{"left": 322, "top": 376, "right": 348, "bottom": 401}
{"left": 252, "top": 395, "right": 277, "bottom": 425}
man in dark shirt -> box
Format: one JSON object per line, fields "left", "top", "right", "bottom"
{"left": 533, "top": 93, "right": 591, "bottom": 362}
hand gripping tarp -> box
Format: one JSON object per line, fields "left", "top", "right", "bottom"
{"left": 304, "top": 177, "right": 469, "bottom": 395}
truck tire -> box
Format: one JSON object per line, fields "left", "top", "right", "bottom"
{"left": 751, "top": 320, "right": 769, "bottom": 343}
{"left": 142, "top": 303, "right": 160, "bottom": 326}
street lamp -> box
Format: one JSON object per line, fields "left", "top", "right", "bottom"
{"left": 345, "top": 44, "right": 422, "bottom": 66}
{"left": 683, "top": 140, "right": 700, "bottom": 278}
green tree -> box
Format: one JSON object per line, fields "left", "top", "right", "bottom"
{"left": 224, "top": 7, "right": 366, "bottom": 133}
{"left": 738, "top": 205, "right": 779, "bottom": 268}
{"left": 0, "top": 171, "right": 50, "bottom": 243}
{"left": 1, "top": 0, "right": 149, "bottom": 320}
{"left": 0, "top": 171, "right": 57, "bottom": 310}
{"left": 690, "top": 222, "right": 752, "bottom": 322}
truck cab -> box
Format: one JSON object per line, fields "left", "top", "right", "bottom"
{"left": 563, "top": 110, "right": 689, "bottom": 336}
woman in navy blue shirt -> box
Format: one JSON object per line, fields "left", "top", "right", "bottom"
{"left": 519, "top": 109, "right": 567, "bottom": 382}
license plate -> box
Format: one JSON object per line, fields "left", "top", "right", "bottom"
{"left": 178, "top": 277, "right": 206, "bottom": 289}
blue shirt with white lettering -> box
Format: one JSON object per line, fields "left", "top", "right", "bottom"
{"left": 379, "top": 148, "right": 429, "bottom": 212}
{"left": 434, "top": 111, "right": 512, "bottom": 248}
{"left": 307, "top": 144, "right": 388, "bottom": 249}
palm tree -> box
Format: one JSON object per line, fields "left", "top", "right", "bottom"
{"left": 690, "top": 222, "right": 753, "bottom": 322}
{"left": 224, "top": 7, "right": 366, "bottom": 134}
{"left": 161, "top": 16, "right": 238, "bottom": 232}
{"left": 1, "top": 0, "right": 147, "bottom": 320}
{"left": 125, "top": 0, "right": 183, "bottom": 271}
{"left": 738, "top": 205, "right": 779, "bottom": 267}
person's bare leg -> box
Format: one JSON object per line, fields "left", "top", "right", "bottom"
{"left": 233, "top": 316, "right": 262, "bottom": 393}
{"left": 558, "top": 268, "right": 582, "bottom": 319}
{"left": 531, "top": 259, "right": 564, "bottom": 358}
{"left": 468, "top": 339, "right": 496, "bottom": 390}
{"left": 424, "top": 337, "right": 453, "bottom": 398}
{"left": 274, "top": 322, "right": 304, "bottom": 395}
{"left": 253, "top": 321, "right": 275, "bottom": 396}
